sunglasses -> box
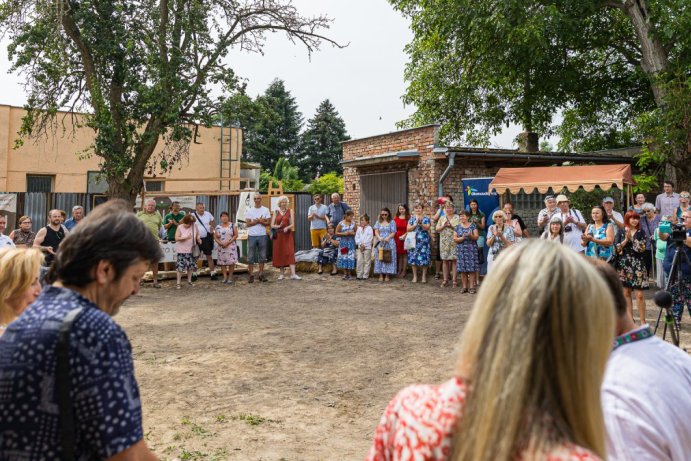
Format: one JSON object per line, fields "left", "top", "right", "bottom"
{"left": 380, "top": 213, "right": 389, "bottom": 216}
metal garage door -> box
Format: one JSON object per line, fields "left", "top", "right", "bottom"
{"left": 360, "top": 171, "right": 407, "bottom": 220}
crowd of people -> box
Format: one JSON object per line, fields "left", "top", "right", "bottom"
{"left": 1, "top": 199, "right": 689, "bottom": 460}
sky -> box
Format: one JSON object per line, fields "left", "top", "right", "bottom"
{"left": 0, "top": 0, "right": 537, "bottom": 148}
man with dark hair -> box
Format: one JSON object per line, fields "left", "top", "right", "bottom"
{"left": 163, "top": 200, "right": 185, "bottom": 242}
{"left": 655, "top": 180, "right": 680, "bottom": 222}
{"left": 591, "top": 260, "right": 691, "bottom": 461}
{"left": 0, "top": 199, "right": 162, "bottom": 460}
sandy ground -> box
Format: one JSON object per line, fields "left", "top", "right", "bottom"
{"left": 117, "top": 271, "right": 690, "bottom": 461}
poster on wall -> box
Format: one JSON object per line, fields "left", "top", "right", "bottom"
{"left": 0, "top": 194, "right": 18, "bottom": 234}
{"left": 462, "top": 178, "right": 499, "bottom": 276}
{"left": 236, "top": 191, "right": 254, "bottom": 224}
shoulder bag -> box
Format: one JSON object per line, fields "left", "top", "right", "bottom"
{"left": 404, "top": 229, "right": 417, "bottom": 250}
{"left": 191, "top": 223, "right": 201, "bottom": 258}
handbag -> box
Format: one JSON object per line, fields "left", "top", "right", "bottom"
{"left": 378, "top": 247, "right": 392, "bottom": 263}
{"left": 192, "top": 224, "right": 201, "bottom": 258}
{"left": 404, "top": 231, "right": 417, "bottom": 250}
{"left": 270, "top": 228, "right": 278, "bottom": 240}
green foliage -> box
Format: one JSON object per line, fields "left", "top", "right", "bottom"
{"left": 1, "top": 1, "right": 338, "bottom": 202}
{"left": 259, "top": 159, "right": 304, "bottom": 193}
{"left": 295, "top": 99, "right": 350, "bottom": 181}
{"left": 390, "top": 0, "right": 690, "bottom": 187}
{"left": 307, "top": 172, "right": 343, "bottom": 195}
{"left": 240, "top": 79, "right": 303, "bottom": 173}
{"left": 562, "top": 187, "right": 618, "bottom": 217}
{"left": 538, "top": 140, "right": 554, "bottom": 152}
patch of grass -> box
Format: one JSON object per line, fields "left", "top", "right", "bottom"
{"left": 215, "top": 414, "right": 226, "bottom": 423}
{"left": 233, "top": 412, "right": 279, "bottom": 426}
{"left": 179, "top": 448, "right": 207, "bottom": 460}
{"left": 180, "top": 416, "right": 215, "bottom": 439}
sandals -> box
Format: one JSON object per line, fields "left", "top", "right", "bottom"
{"left": 440, "top": 280, "right": 448, "bottom": 288}
{"left": 469, "top": 288, "right": 477, "bottom": 294}
{"left": 434, "top": 274, "right": 441, "bottom": 280}
{"left": 176, "top": 284, "right": 181, "bottom": 290}
{"left": 461, "top": 288, "right": 469, "bottom": 294}
{"left": 452, "top": 281, "right": 458, "bottom": 288}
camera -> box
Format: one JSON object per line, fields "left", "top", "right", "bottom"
{"left": 659, "top": 222, "right": 687, "bottom": 244}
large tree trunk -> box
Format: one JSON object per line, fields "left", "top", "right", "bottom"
{"left": 617, "top": 0, "right": 689, "bottom": 188}
{"left": 107, "top": 176, "right": 143, "bottom": 205}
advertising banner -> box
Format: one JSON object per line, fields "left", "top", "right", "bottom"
{"left": 462, "top": 178, "right": 500, "bottom": 276}
{"left": 0, "top": 194, "right": 18, "bottom": 233}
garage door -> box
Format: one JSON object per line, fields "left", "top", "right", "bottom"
{"left": 360, "top": 171, "right": 407, "bottom": 220}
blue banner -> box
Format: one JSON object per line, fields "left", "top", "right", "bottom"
{"left": 462, "top": 177, "right": 500, "bottom": 276}
{"left": 462, "top": 177, "right": 500, "bottom": 222}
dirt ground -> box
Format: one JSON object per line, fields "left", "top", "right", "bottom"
{"left": 118, "top": 270, "right": 690, "bottom": 461}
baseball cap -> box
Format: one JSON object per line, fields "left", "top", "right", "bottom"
{"left": 603, "top": 197, "right": 615, "bottom": 204}
{"left": 555, "top": 194, "right": 569, "bottom": 204}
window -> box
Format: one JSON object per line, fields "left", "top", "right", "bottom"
{"left": 87, "top": 171, "right": 109, "bottom": 194}
{"left": 509, "top": 188, "right": 555, "bottom": 210}
{"left": 26, "top": 175, "right": 54, "bottom": 193}
{"left": 144, "top": 180, "right": 164, "bottom": 192}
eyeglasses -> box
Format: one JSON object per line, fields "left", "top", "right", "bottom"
{"left": 380, "top": 213, "right": 388, "bottom": 216}
{"left": 21, "top": 221, "right": 32, "bottom": 224}
{"left": 681, "top": 195, "right": 691, "bottom": 199}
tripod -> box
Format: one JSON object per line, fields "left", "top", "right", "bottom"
{"left": 653, "top": 241, "right": 690, "bottom": 348}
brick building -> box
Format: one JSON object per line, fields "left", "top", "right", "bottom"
{"left": 341, "top": 125, "right": 637, "bottom": 237}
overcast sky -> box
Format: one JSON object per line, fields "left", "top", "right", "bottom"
{"left": 0, "top": 0, "right": 537, "bottom": 148}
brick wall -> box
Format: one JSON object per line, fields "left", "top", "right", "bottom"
{"left": 342, "top": 125, "right": 440, "bottom": 219}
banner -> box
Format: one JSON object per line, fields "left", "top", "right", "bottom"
{"left": 462, "top": 177, "right": 499, "bottom": 223}
{"left": 462, "top": 178, "right": 500, "bottom": 276}
{"left": 0, "top": 194, "right": 18, "bottom": 233}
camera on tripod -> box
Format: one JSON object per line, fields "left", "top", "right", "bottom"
{"left": 659, "top": 222, "right": 687, "bottom": 244}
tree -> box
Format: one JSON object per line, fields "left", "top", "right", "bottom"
{"left": 539, "top": 140, "right": 554, "bottom": 152}
{"left": 243, "top": 79, "right": 303, "bottom": 172}
{"left": 295, "top": 99, "right": 350, "bottom": 182}
{"left": 307, "top": 172, "right": 343, "bottom": 195}
{"left": 390, "top": 0, "right": 690, "bottom": 188}
{"left": 1, "top": 1, "right": 340, "bottom": 202}
{"left": 259, "top": 158, "right": 304, "bottom": 192}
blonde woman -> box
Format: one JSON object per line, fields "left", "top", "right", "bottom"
{"left": 435, "top": 200, "right": 460, "bottom": 287}
{"left": 486, "top": 209, "right": 515, "bottom": 273}
{"left": 367, "top": 240, "right": 615, "bottom": 461}
{"left": 0, "top": 248, "right": 43, "bottom": 336}
{"left": 270, "top": 196, "right": 301, "bottom": 280}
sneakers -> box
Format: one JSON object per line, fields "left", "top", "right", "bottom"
{"left": 278, "top": 274, "right": 285, "bottom": 281}
{"left": 210, "top": 273, "right": 218, "bottom": 281}
{"left": 258, "top": 274, "right": 268, "bottom": 282}
{"left": 248, "top": 275, "right": 255, "bottom": 283}
{"left": 290, "top": 275, "right": 302, "bottom": 280}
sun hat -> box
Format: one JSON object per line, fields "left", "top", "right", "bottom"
{"left": 555, "top": 194, "right": 569, "bottom": 204}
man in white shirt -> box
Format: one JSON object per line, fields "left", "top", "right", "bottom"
{"left": 0, "top": 215, "right": 15, "bottom": 248}
{"left": 537, "top": 195, "right": 559, "bottom": 234}
{"left": 193, "top": 202, "right": 217, "bottom": 280}
{"left": 555, "top": 194, "right": 586, "bottom": 252}
{"left": 593, "top": 260, "right": 691, "bottom": 461}
{"left": 308, "top": 194, "right": 329, "bottom": 248}
{"left": 603, "top": 196, "right": 625, "bottom": 229}
{"left": 245, "top": 193, "right": 271, "bottom": 283}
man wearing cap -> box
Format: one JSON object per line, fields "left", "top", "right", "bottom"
{"left": 556, "top": 194, "right": 587, "bottom": 253}
{"left": 655, "top": 180, "right": 680, "bottom": 221}
{"left": 537, "top": 195, "right": 559, "bottom": 234}
{"left": 603, "top": 197, "right": 625, "bottom": 229}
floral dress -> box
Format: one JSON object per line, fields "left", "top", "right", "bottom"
{"left": 215, "top": 224, "right": 238, "bottom": 266}
{"left": 337, "top": 221, "right": 356, "bottom": 270}
{"left": 407, "top": 216, "right": 431, "bottom": 267}
{"left": 374, "top": 220, "right": 397, "bottom": 274}
{"left": 456, "top": 223, "right": 479, "bottom": 273}
{"left": 366, "top": 377, "right": 601, "bottom": 461}
{"left": 584, "top": 223, "right": 613, "bottom": 261}
{"left": 438, "top": 214, "right": 461, "bottom": 260}
{"left": 613, "top": 229, "right": 649, "bottom": 290}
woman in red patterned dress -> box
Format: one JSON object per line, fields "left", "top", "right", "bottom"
{"left": 394, "top": 204, "right": 410, "bottom": 277}
{"left": 367, "top": 240, "right": 615, "bottom": 461}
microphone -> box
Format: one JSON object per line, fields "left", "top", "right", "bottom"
{"left": 654, "top": 290, "right": 673, "bottom": 309}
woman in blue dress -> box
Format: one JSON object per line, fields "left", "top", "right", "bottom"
{"left": 582, "top": 206, "right": 615, "bottom": 261}
{"left": 454, "top": 210, "right": 479, "bottom": 293}
{"left": 374, "top": 207, "right": 398, "bottom": 282}
{"left": 336, "top": 210, "right": 357, "bottom": 279}
{"left": 406, "top": 201, "right": 431, "bottom": 283}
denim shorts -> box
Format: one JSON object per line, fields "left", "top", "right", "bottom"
{"left": 248, "top": 235, "right": 268, "bottom": 264}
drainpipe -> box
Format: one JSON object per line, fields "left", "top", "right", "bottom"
{"left": 438, "top": 151, "right": 456, "bottom": 197}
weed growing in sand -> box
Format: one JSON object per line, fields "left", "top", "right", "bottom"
{"left": 233, "top": 413, "right": 279, "bottom": 426}
{"left": 180, "top": 416, "right": 215, "bottom": 438}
